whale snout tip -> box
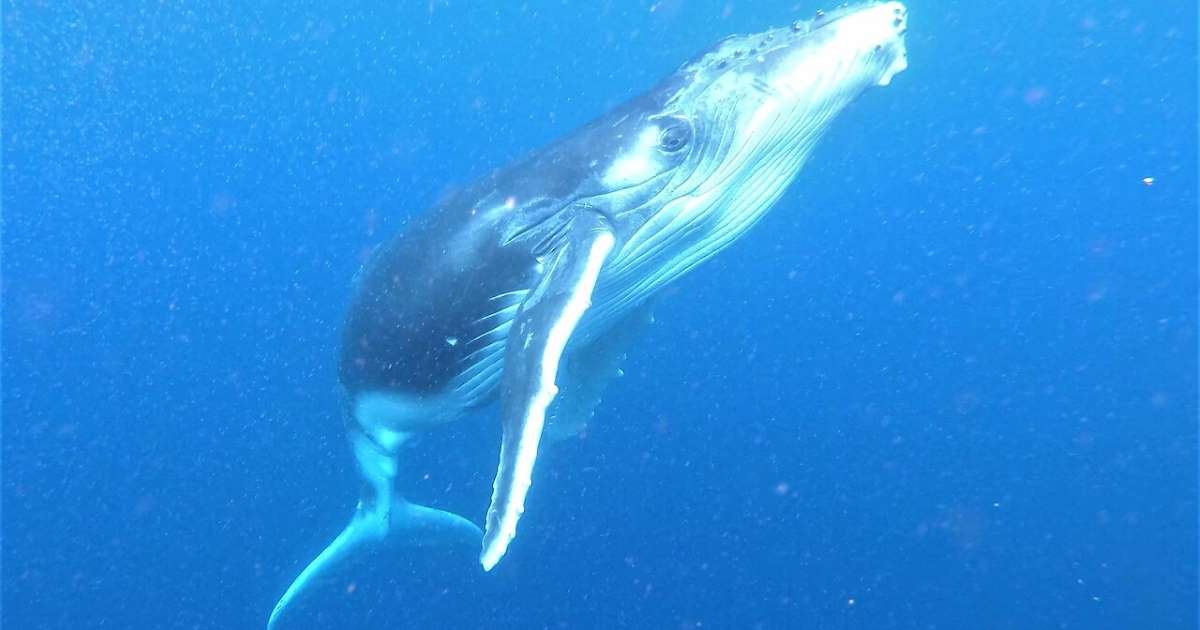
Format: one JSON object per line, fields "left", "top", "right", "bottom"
{"left": 871, "top": 2, "right": 910, "bottom": 86}
{"left": 889, "top": 2, "right": 909, "bottom": 37}
{"left": 870, "top": 1, "right": 908, "bottom": 45}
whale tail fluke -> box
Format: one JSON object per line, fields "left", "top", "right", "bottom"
{"left": 267, "top": 429, "right": 481, "bottom": 630}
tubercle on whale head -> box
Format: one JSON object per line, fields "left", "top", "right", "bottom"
{"left": 671, "top": 2, "right": 908, "bottom": 102}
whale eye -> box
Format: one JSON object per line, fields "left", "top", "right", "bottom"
{"left": 658, "top": 121, "right": 692, "bottom": 153}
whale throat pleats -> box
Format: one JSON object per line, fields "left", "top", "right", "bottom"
{"left": 480, "top": 213, "right": 616, "bottom": 570}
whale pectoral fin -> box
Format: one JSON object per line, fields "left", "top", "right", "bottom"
{"left": 546, "top": 300, "right": 655, "bottom": 442}
{"left": 480, "top": 215, "right": 616, "bottom": 571}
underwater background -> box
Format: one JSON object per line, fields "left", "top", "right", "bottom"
{"left": 3, "top": 1, "right": 1196, "bottom": 628}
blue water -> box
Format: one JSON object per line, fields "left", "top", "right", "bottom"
{"left": 4, "top": 1, "right": 1196, "bottom": 629}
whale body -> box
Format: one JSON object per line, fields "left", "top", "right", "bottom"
{"left": 270, "top": 3, "right": 909, "bottom": 627}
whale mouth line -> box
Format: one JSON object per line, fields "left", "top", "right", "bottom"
{"left": 502, "top": 168, "right": 678, "bottom": 250}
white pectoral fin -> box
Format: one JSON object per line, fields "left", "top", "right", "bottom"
{"left": 479, "top": 215, "right": 615, "bottom": 571}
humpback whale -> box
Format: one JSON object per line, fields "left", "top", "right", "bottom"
{"left": 270, "top": 2, "right": 908, "bottom": 626}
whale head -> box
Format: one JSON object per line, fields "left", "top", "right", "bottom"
{"left": 589, "top": 1, "right": 909, "bottom": 299}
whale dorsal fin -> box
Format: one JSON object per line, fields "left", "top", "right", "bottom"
{"left": 480, "top": 212, "right": 616, "bottom": 571}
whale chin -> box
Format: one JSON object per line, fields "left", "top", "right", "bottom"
{"left": 878, "top": 47, "right": 908, "bottom": 86}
